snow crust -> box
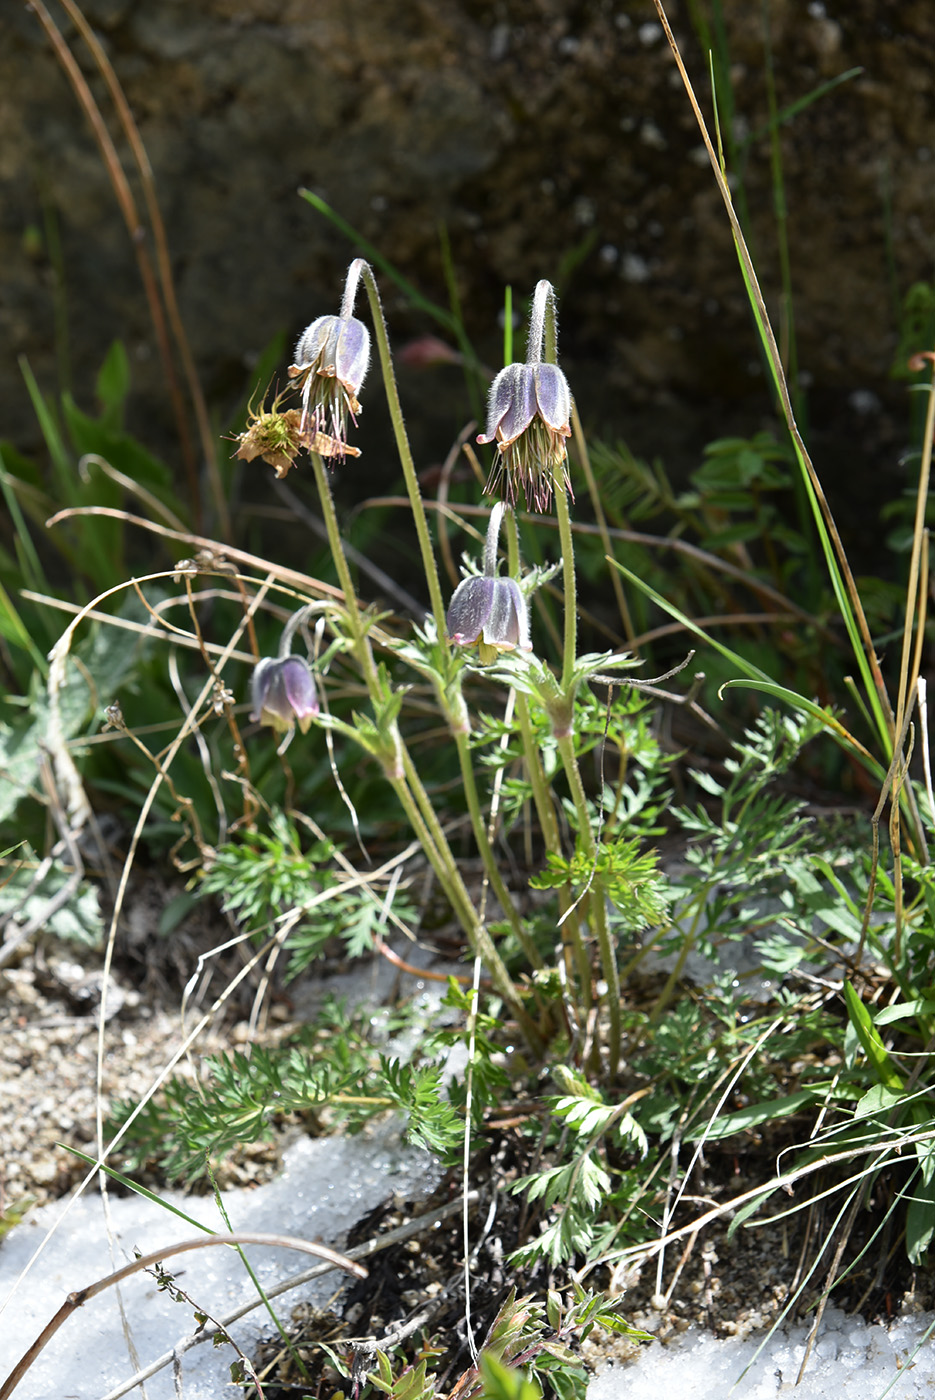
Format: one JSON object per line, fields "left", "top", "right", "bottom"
{"left": 0, "top": 1122, "right": 437, "bottom": 1400}
{"left": 3, "top": 1124, "right": 933, "bottom": 1400}
{"left": 591, "top": 1306, "right": 935, "bottom": 1400}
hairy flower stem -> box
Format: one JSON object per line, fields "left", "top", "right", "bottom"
{"left": 553, "top": 462, "right": 579, "bottom": 696}
{"left": 439, "top": 506, "right": 541, "bottom": 964}
{"left": 396, "top": 748, "right": 541, "bottom": 1047}
{"left": 309, "top": 450, "right": 379, "bottom": 684}
{"left": 517, "top": 693, "right": 592, "bottom": 1004}
{"left": 309, "top": 451, "right": 538, "bottom": 1046}
{"left": 533, "top": 289, "right": 619, "bottom": 1056}
{"left": 451, "top": 721, "right": 545, "bottom": 971}
{"left": 536, "top": 282, "right": 579, "bottom": 693}
{"left": 505, "top": 512, "right": 591, "bottom": 999}
{"left": 353, "top": 276, "right": 536, "bottom": 974}
{"left": 356, "top": 259, "right": 448, "bottom": 639}
{"left": 555, "top": 731, "right": 621, "bottom": 1075}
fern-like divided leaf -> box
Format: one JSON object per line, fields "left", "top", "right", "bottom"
{"left": 194, "top": 810, "right": 414, "bottom": 980}
{"left": 110, "top": 1008, "right": 462, "bottom": 1182}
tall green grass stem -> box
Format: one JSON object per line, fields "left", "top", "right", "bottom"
{"left": 652, "top": 0, "right": 933, "bottom": 856}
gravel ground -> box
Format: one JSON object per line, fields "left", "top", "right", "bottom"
{"left": 0, "top": 932, "right": 268, "bottom": 1215}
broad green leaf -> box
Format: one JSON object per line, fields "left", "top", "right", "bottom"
{"left": 906, "top": 1143, "right": 935, "bottom": 1265}
{"left": 854, "top": 1085, "right": 903, "bottom": 1119}
{"left": 875, "top": 1000, "right": 935, "bottom": 1027}
{"left": 687, "top": 1087, "right": 827, "bottom": 1142}
{"left": 95, "top": 340, "right": 131, "bottom": 427}
{"left": 478, "top": 1355, "right": 542, "bottom": 1400}
{"left": 843, "top": 981, "right": 905, "bottom": 1093}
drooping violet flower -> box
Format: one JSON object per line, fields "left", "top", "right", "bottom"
{"left": 289, "top": 260, "right": 371, "bottom": 461}
{"left": 446, "top": 503, "right": 532, "bottom": 664}
{"left": 250, "top": 656, "right": 319, "bottom": 734}
{"left": 477, "top": 280, "right": 573, "bottom": 512}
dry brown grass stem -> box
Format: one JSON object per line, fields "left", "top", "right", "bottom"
{"left": 95, "top": 1192, "right": 478, "bottom": 1400}
{"left": 0, "top": 1232, "right": 365, "bottom": 1400}
{"left": 45, "top": 506, "right": 346, "bottom": 604}
{"left": 27, "top": 0, "right": 206, "bottom": 527}
{"left": 54, "top": 0, "right": 229, "bottom": 537}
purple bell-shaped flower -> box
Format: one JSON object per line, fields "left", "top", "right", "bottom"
{"left": 250, "top": 655, "right": 319, "bottom": 734}
{"left": 477, "top": 281, "right": 573, "bottom": 512}
{"left": 289, "top": 261, "right": 371, "bottom": 461}
{"left": 446, "top": 503, "right": 532, "bottom": 664}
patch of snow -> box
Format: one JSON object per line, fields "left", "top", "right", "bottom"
{"left": 590, "top": 1307, "right": 935, "bottom": 1400}
{"left": 0, "top": 1122, "right": 439, "bottom": 1400}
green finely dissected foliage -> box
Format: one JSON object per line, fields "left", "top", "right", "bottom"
{"left": 110, "top": 997, "right": 463, "bottom": 1183}
{"left": 194, "top": 809, "right": 417, "bottom": 980}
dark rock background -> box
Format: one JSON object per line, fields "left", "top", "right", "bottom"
{"left": 1, "top": 0, "right": 933, "bottom": 552}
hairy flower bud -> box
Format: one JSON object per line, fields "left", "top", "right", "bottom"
{"left": 478, "top": 361, "right": 572, "bottom": 512}
{"left": 477, "top": 281, "right": 573, "bottom": 512}
{"left": 250, "top": 656, "right": 319, "bottom": 734}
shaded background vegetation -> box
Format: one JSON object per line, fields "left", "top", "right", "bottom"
{"left": 2, "top": 0, "right": 933, "bottom": 561}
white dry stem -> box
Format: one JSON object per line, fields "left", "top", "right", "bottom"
{"left": 919, "top": 678, "right": 935, "bottom": 825}
{"left": 95, "top": 1193, "right": 478, "bottom": 1400}
{"left": 463, "top": 687, "right": 517, "bottom": 1359}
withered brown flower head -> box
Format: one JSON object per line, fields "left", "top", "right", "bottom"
{"left": 234, "top": 403, "right": 304, "bottom": 479}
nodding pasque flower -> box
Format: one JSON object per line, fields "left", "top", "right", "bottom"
{"left": 250, "top": 655, "right": 319, "bottom": 734}
{"left": 446, "top": 502, "right": 532, "bottom": 664}
{"left": 289, "top": 260, "right": 371, "bottom": 461}
{"left": 477, "top": 280, "right": 572, "bottom": 513}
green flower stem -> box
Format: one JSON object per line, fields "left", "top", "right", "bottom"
{"left": 451, "top": 722, "right": 545, "bottom": 970}
{"left": 397, "top": 742, "right": 542, "bottom": 1049}
{"left": 555, "top": 730, "right": 621, "bottom": 1074}
{"left": 439, "top": 502, "right": 538, "bottom": 960}
{"left": 516, "top": 692, "right": 592, "bottom": 1003}
{"left": 309, "top": 450, "right": 379, "bottom": 688}
{"left": 538, "top": 281, "right": 579, "bottom": 696}
{"left": 309, "top": 449, "right": 539, "bottom": 1048}
{"left": 505, "top": 510, "right": 591, "bottom": 998}
{"left": 357, "top": 260, "right": 448, "bottom": 640}
{"left": 553, "top": 480, "right": 579, "bottom": 697}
